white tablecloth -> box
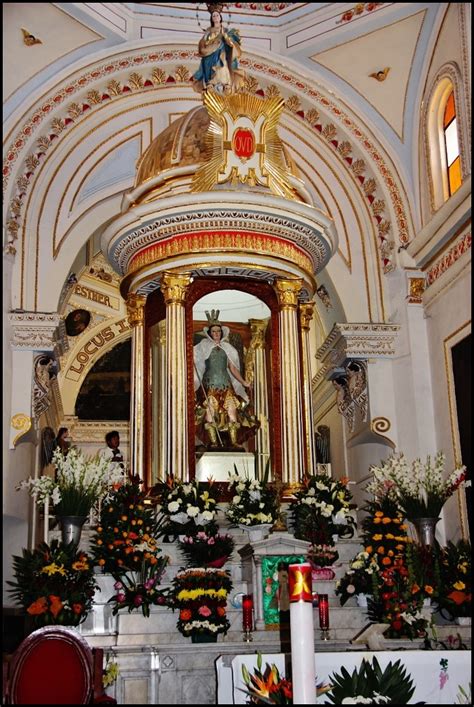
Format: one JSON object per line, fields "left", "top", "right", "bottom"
{"left": 224, "top": 650, "right": 471, "bottom": 704}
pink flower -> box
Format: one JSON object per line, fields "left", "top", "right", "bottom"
{"left": 144, "top": 579, "right": 156, "bottom": 589}
{"left": 198, "top": 605, "right": 211, "bottom": 617}
{"left": 133, "top": 595, "right": 143, "bottom": 606}
{"left": 114, "top": 581, "right": 123, "bottom": 590}
{"left": 208, "top": 537, "right": 215, "bottom": 545}
{"left": 117, "top": 593, "right": 126, "bottom": 603}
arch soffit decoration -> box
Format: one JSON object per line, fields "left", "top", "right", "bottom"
{"left": 4, "top": 47, "right": 414, "bottom": 311}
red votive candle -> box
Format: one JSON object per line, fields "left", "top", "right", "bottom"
{"left": 242, "top": 594, "right": 253, "bottom": 631}
{"left": 318, "top": 593, "right": 329, "bottom": 630}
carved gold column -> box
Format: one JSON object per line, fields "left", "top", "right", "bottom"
{"left": 275, "top": 278, "right": 304, "bottom": 493}
{"left": 247, "top": 318, "right": 270, "bottom": 479}
{"left": 126, "top": 293, "right": 147, "bottom": 482}
{"left": 299, "top": 302, "right": 317, "bottom": 475}
{"left": 162, "top": 272, "right": 191, "bottom": 481}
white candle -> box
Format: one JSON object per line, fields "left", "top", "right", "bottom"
{"left": 289, "top": 563, "right": 316, "bottom": 704}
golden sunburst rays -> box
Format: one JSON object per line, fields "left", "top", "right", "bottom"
{"left": 192, "top": 90, "right": 296, "bottom": 199}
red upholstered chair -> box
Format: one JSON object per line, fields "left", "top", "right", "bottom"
{"left": 4, "top": 626, "right": 116, "bottom": 704}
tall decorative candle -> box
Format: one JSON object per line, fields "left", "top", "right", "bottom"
{"left": 289, "top": 563, "right": 316, "bottom": 704}
{"left": 242, "top": 594, "right": 253, "bottom": 631}
{"left": 318, "top": 593, "right": 329, "bottom": 631}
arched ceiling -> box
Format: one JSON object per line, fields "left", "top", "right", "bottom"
{"left": 3, "top": 2, "right": 451, "bottom": 330}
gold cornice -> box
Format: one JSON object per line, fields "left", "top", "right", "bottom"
{"left": 161, "top": 272, "right": 192, "bottom": 305}
{"left": 275, "top": 278, "right": 303, "bottom": 309}
{"left": 126, "top": 232, "right": 314, "bottom": 278}
{"left": 248, "top": 318, "right": 269, "bottom": 349}
{"left": 121, "top": 258, "right": 316, "bottom": 301}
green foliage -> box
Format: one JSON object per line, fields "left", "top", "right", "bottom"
{"left": 326, "top": 657, "right": 416, "bottom": 704}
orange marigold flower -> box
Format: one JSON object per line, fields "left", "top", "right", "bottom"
{"left": 399, "top": 524, "right": 407, "bottom": 530}
{"left": 340, "top": 476, "right": 349, "bottom": 486}
{"left": 137, "top": 519, "right": 143, "bottom": 525}
{"left": 121, "top": 515, "right": 127, "bottom": 521}
{"left": 375, "top": 511, "right": 384, "bottom": 517}
{"left": 72, "top": 603, "right": 83, "bottom": 615}
{"left": 114, "top": 527, "right": 119, "bottom": 533}
{"left": 108, "top": 507, "right": 114, "bottom": 513}
{"left": 395, "top": 544, "right": 404, "bottom": 551}
{"left": 180, "top": 609, "right": 192, "bottom": 621}
{"left": 98, "top": 558, "right": 106, "bottom": 566}
{"left": 388, "top": 550, "right": 394, "bottom": 556}
{"left": 377, "top": 546, "right": 385, "bottom": 554}
{"left": 392, "top": 518, "right": 400, "bottom": 524}
{"left": 424, "top": 585, "right": 434, "bottom": 595}
{"left": 373, "top": 518, "right": 381, "bottom": 524}
{"left": 382, "top": 557, "right": 391, "bottom": 565}
{"left": 72, "top": 559, "right": 89, "bottom": 571}
{"left": 217, "top": 606, "right": 226, "bottom": 617}
{"left": 411, "top": 583, "right": 420, "bottom": 594}
{"left": 49, "top": 595, "right": 63, "bottom": 618}
{"left": 27, "top": 597, "right": 48, "bottom": 615}
{"left": 96, "top": 539, "right": 103, "bottom": 545}
{"left": 117, "top": 559, "right": 123, "bottom": 565}
{"left": 150, "top": 557, "right": 158, "bottom": 565}
{"left": 365, "top": 546, "right": 373, "bottom": 554}
{"left": 382, "top": 517, "right": 391, "bottom": 524}
{"left": 97, "top": 527, "right": 103, "bottom": 533}
{"left": 131, "top": 520, "right": 137, "bottom": 525}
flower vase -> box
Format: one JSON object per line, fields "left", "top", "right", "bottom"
{"left": 59, "top": 515, "right": 88, "bottom": 546}
{"left": 356, "top": 594, "right": 370, "bottom": 608}
{"left": 455, "top": 616, "right": 471, "bottom": 626}
{"left": 410, "top": 517, "right": 440, "bottom": 546}
{"left": 191, "top": 631, "right": 217, "bottom": 643}
{"left": 239, "top": 524, "right": 272, "bottom": 542}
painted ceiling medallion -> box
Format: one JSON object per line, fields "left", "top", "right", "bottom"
{"left": 192, "top": 91, "right": 296, "bottom": 199}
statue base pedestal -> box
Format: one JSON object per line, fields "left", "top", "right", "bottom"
{"left": 195, "top": 452, "right": 255, "bottom": 482}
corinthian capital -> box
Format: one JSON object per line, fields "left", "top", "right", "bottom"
{"left": 126, "top": 293, "right": 146, "bottom": 327}
{"left": 299, "top": 302, "right": 315, "bottom": 330}
{"left": 161, "top": 272, "right": 192, "bottom": 305}
{"left": 275, "top": 278, "right": 303, "bottom": 309}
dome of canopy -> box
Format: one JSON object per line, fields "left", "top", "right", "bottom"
{"left": 134, "top": 106, "right": 212, "bottom": 187}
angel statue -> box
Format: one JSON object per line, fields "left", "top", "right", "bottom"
{"left": 193, "top": 310, "right": 259, "bottom": 450}
{"left": 193, "top": 3, "right": 245, "bottom": 94}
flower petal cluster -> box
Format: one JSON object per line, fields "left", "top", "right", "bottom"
{"left": 90, "top": 479, "right": 169, "bottom": 618}
{"left": 157, "top": 477, "right": 219, "bottom": 537}
{"left": 226, "top": 473, "right": 278, "bottom": 527}
{"left": 366, "top": 451, "right": 468, "bottom": 519}
{"left": 178, "top": 530, "right": 234, "bottom": 568}
{"left": 17, "top": 447, "right": 125, "bottom": 517}
{"left": 169, "top": 567, "right": 232, "bottom": 637}
{"left": 437, "top": 539, "right": 471, "bottom": 619}
{"left": 7, "top": 540, "right": 97, "bottom": 627}
{"left": 290, "top": 473, "right": 356, "bottom": 545}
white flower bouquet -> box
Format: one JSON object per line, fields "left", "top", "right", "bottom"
{"left": 367, "top": 451, "right": 468, "bottom": 519}
{"left": 226, "top": 471, "right": 278, "bottom": 527}
{"left": 158, "top": 478, "right": 219, "bottom": 537}
{"left": 18, "top": 447, "right": 125, "bottom": 517}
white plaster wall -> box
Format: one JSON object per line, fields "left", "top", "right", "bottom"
{"left": 423, "top": 263, "right": 471, "bottom": 542}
